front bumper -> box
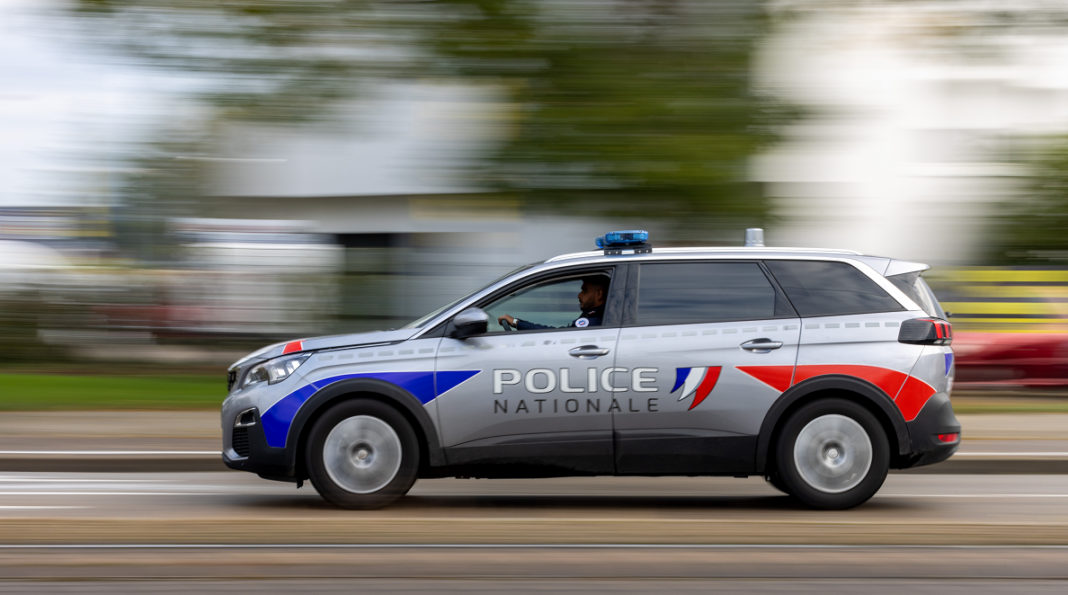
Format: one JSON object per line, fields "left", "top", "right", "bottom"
{"left": 898, "top": 392, "right": 961, "bottom": 469}
{"left": 222, "top": 408, "right": 299, "bottom": 482}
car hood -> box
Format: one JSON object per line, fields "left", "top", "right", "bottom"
{"left": 229, "top": 328, "right": 423, "bottom": 370}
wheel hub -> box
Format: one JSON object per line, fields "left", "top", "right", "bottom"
{"left": 825, "top": 445, "right": 841, "bottom": 462}
{"left": 352, "top": 444, "right": 372, "bottom": 463}
{"left": 323, "top": 416, "right": 402, "bottom": 494}
{"left": 793, "top": 414, "right": 872, "bottom": 494}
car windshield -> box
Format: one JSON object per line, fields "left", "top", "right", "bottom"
{"left": 399, "top": 263, "right": 538, "bottom": 329}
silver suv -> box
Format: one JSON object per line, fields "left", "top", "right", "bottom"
{"left": 222, "top": 231, "right": 960, "bottom": 510}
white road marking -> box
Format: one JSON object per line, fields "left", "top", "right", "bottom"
{"left": 878, "top": 493, "right": 1068, "bottom": 498}
{"left": 0, "top": 543, "right": 1067, "bottom": 550}
{"left": 0, "top": 451, "right": 220, "bottom": 456}
{"left": 0, "top": 492, "right": 227, "bottom": 496}
{"left": 954, "top": 452, "right": 1068, "bottom": 457}
{"left": 0, "top": 506, "right": 87, "bottom": 510}
{"left": 0, "top": 478, "right": 167, "bottom": 483}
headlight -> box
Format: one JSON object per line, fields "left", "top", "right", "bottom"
{"left": 244, "top": 353, "right": 312, "bottom": 388}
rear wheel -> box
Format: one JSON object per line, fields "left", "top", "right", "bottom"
{"left": 306, "top": 399, "right": 419, "bottom": 509}
{"left": 765, "top": 470, "right": 789, "bottom": 495}
{"left": 775, "top": 398, "right": 889, "bottom": 510}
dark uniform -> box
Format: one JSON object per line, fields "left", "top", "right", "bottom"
{"left": 515, "top": 305, "right": 605, "bottom": 331}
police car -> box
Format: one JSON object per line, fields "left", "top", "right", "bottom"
{"left": 222, "top": 230, "right": 960, "bottom": 510}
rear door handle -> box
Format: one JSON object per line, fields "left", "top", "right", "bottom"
{"left": 740, "top": 338, "right": 783, "bottom": 353}
{"left": 569, "top": 345, "right": 611, "bottom": 359}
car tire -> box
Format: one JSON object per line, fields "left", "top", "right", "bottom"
{"left": 305, "top": 399, "right": 419, "bottom": 510}
{"left": 765, "top": 470, "right": 790, "bottom": 495}
{"left": 774, "top": 398, "right": 889, "bottom": 510}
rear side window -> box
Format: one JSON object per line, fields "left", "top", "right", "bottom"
{"left": 636, "top": 262, "right": 794, "bottom": 325}
{"left": 765, "top": 260, "right": 904, "bottom": 317}
{"left": 887, "top": 272, "right": 946, "bottom": 319}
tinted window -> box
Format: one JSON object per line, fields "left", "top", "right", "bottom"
{"left": 637, "top": 262, "right": 787, "bottom": 325}
{"left": 765, "top": 260, "right": 903, "bottom": 317}
{"left": 887, "top": 272, "right": 946, "bottom": 319}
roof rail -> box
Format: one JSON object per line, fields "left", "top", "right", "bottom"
{"left": 545, "top": 246, "right": 863, "bottom": 263}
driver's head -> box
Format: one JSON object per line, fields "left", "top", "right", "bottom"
{"left": 578, "top": 276, "right": 610, "bottom": 310}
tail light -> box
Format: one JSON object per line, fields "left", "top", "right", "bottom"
{"left": 936, "top": 433, "right": 959, "bottom": 443}
{"left": 898, "top": 318, "right": 953, "bottom": 346}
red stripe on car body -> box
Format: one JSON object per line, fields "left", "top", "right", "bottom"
{"left": 895, "top": 375, "right": 937, "bottom": 421}
{"left": 735, "top": 365, "right": 794, "bottom": 392}
{"left": 282, "top": 341, "right": 304, "bottom": 355}
{"left": 792, "top": 365, "right": 909, "bottom": 401}
{"left": 689, "top": 367, "right": 722, "bottom": 411}
{"left": 736, "top": 364, "right": 936, "bottom": 422}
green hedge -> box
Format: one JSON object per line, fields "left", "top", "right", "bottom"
{"left": 0, "top": 374, "right": 223, "bottom": 410}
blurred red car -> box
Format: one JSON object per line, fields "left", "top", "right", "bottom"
{"left": 953, "top": 331, "right": 1068, "bottom": 388}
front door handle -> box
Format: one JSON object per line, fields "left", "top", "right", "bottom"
{"left": 569, "top": 345, "right": 611, "bottom": 359}
{"left": 740, "top": 338, "right": 783, "bottom": 353}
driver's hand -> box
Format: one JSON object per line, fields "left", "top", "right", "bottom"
{"left": 498, "top": 314, "right": 516, "bottom": 328}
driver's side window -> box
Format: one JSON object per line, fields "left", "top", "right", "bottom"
{"left": 482, "top": 271, "right": 609, "bottom": 333}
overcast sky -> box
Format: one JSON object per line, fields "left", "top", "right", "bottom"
{"left": 0, "top": 0, "right": 172, "bottom": 207}
{"left": 0, "top": 0, "right": 501, "bottom": 207}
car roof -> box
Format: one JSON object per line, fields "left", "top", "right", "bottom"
{"left": 541, "top": 246, "right": 924, "bottom": 277}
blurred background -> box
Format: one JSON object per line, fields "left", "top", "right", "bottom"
{"left": 6, "top": 0, "right": 1068, "bottom": 403}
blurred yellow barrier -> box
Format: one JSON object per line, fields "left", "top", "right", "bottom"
{"left": 927, "top": 267, "right": 1068, "bottom": 333}
{"left": 947, "top": 270, "right": 1068, "bottom": 283}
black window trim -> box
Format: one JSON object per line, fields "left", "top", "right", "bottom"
{"left": 762, "top": 258, "right": 907, "bottom": 319}
{"left": 622, "top": 259, "right": 798, "bottom": 328}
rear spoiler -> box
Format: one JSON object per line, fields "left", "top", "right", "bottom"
{"left": 884, "top": 259, "right": 931, "bottom": 277}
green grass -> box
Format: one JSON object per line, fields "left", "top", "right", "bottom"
{"left": 0, "top": 374, "right": 224, "bottom": 410}
{"left": 951, "top": 401, "right": 1068, "bottom": 415}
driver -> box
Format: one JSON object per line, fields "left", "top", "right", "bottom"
{"left": 498, "top": 275, "right": 609, "bottom": 331}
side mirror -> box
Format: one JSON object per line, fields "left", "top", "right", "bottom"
{"left": 451, "top": 307, "right": 489, "bottom": 339}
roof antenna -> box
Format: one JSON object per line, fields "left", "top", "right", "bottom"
{"left": 744, "top": 228, "right": 765, "bottom": 247}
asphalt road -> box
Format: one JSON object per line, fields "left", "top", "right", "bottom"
{"left": 4, "top": 472, "right": 1068, "bottom": 544}
{"left": 1, "top": 472, "right": 1068, "bottom": 592}
{"left": 3, "top": 408, "right": 1068, "bottom": 591}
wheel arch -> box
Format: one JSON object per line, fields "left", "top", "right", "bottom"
{"left": 756, "top": 375, "right": 911, "bottom": 474}
{"left": 284, "top": 378, "right": 446, "bottom": 478}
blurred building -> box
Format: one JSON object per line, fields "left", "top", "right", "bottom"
{"left": 205, "top": 84, "right": 656, "bottom": 332}
{"left": 168, "top": 218, "right": 342, "bottom": 337}
{"left": 754, "top": 0, "right": 1068, "bottom": 264}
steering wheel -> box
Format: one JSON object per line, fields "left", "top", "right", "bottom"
{"left": 500, "top": 319, "right": 514, "bottom": 332}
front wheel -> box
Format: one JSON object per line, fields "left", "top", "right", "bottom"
{"left": 306, "top": 399, "right": 419, "bottom": 509}
{"left": 774, "top": 398, "right": 889, "bottom": 510}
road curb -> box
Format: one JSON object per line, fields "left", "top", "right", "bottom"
{"left": 896, "top": 457, "right": 1068, "bottom": 475}
{"left": 0, "top": 456, "right": 227, "bottom": 473}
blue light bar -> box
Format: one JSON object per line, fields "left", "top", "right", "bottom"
{"left": 595, "top": 230, "right": 648, "bottom": 249}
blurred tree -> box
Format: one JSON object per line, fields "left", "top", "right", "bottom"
{"left": 69, "top": 0, "right": 789, "bottom": 223}
{"left": 0, "top": 293, "right": 70, "bottom": 364}
{"left": 111, "top": 135, "right": 211, "bottom": 265}
{"left": 425, "top": 1, "right": 791, "bottom": 220}
{"left": 991, "top": 139, "right": 1068, "bottom": 264}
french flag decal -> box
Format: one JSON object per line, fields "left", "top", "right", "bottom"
{"left": 671, "top": 367, "right": 722, "bottom": 411}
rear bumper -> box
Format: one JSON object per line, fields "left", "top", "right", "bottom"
{"left": 898, "top": 392, "right": 961, "bottom": 469}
